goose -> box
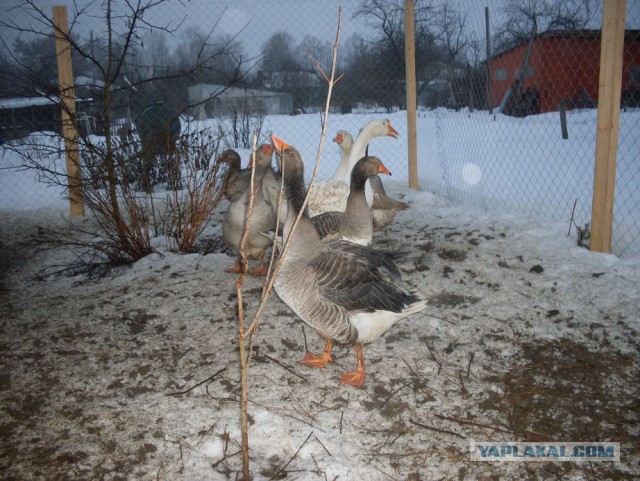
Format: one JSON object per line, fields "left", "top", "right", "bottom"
{"left": 271, "top": 134, "right": 427, "bottom": 387}
{"left": 222, "top": 144, "right": 276, "bottom": 276}
{"left": 217, "top": 149, "right": 250, "bottom": 202}
{"left": 307, "top": 119, "right": 399, "bottom": 217}
{"left": 311, "top": 156, "right": 390, "bottom": 246}
{"left": 331, "top": 130, "right": 354, "bottom": 181}
{"left": 369, "top": 175, "right": 410, "bottom": 231}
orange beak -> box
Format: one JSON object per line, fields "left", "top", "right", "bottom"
{"left": 378, "top": 163, "right": 392, "bottom": 176}
{"left": 386, "top": 120, "right": 399, "bottom": 139}
{"left": 261, "top": 144, "right": 275, "bottom": 155}
{"left": 333, "top": 133, "right": 343, "bottom": 143}
{"left": 271, "top": 134, "right": 292, "bottom": 154}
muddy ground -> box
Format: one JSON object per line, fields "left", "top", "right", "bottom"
{"left": 0, "top": 194, "right": 638, "bottom": 480}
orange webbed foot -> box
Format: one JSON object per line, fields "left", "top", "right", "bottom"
{"left": 225, "top": 264, "right": 245, "bottom": 274}
{"left": 300, "top": 350, "right": 331, "bottom": 368}
{"left": 299, "top": 339, "right": 333, "bottom": 368}
{"left": 339, "top": 370, "right": 366, "bottom": 388}
{"left": 339, "top": 344, "right": 366, "bottom": 387}
{"left": 249, "top": 266, "right": 269, "bottom": 277}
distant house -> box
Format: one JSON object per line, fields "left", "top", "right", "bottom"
{"left": 0, "top": 96, "right": 60, "bottom": 142}
{"left": 187, "top": 84, "right": 294, "bottom": 120}
{"left": 489, "top": 29, "right": 640, "bottom": 115}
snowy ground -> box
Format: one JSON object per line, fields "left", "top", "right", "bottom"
{"left": 1, "top": 179, "right": 638, "bottom": 480}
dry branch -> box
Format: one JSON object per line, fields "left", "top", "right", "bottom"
{"left": 231, "top": 9, "right": 344, "bottom": 480}
{"left": 409, "top": 418, "right": 466, "bottom": 439}
{"left": 166, "top": 367, "right": 226, "bottom": 396}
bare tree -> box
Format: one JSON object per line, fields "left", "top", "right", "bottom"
{"left": 0, "top": 0, "right": 255, "bottom": 263}
{"left": 494, "top": 0, "right": 601, "bottom": 52}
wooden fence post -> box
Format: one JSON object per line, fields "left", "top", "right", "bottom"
{"left": 404, "top": 0, "right": 418, "bottom": 190}
{"left": 53, "top": 5, "right": 84, "bottom": 217}
{"left": 590, "top": 0, "right": 626, "bottom": 253}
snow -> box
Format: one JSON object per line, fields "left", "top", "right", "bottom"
{"left": 0, "top": 109, "right": 639, "bottom": 480}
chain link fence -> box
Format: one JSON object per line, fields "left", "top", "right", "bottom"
{"left": 0, "top": 0, "right": 638, "bottom": 256}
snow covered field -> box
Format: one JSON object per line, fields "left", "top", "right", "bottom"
{"left": 2, "top": 108, "right": 639, "bottom": 255}
{"left": 0, "top": 110, "right": 639, "bottom": 479}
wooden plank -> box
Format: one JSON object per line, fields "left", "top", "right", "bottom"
{"left": 590, "top": 0, "right": 626, "bottom": 253}
{"left": 53, "top": 6, "right": 84, "bottom": 217}
{"left": 404, "top": 0, "right": 418, "bottom": 190}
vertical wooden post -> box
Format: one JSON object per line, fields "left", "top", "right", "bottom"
{"left": 590, "top": 0, "right": 626, "bottom": 253}
{"left": 53, "top": 6, "right": 84, "bottom": 217}
{"left": 404, "top": 0, "right": 418, "bottom": 190}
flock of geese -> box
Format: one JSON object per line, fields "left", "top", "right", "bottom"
{"left": 217, "top": 119, "right": 428, "bottom": 387}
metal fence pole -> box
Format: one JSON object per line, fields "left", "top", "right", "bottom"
{"left": 590, "top": 0, "right": 627, "bottom": 253}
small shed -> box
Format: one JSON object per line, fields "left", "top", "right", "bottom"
{"left": 489, "top": 29, "right": 640, "bottom": 114}
{"left": 187, "top": 84, "right": 294, "bottom": 120}
{"left": 0, "top": 97, "right": 61, "bottom": 142}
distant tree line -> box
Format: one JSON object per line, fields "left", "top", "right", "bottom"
{"left": 0, "top": 0, "right": 601, "bottom": 121}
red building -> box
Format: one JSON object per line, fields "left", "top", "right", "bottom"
{"left": 489, "top": 30, "right": 640, "bottom": 115}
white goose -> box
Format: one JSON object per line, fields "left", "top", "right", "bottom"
{"left": 271, "top": 135, "right": 427, "bottom": 387}
{"left": 307, "top": 119, "right": 399, "bottom": 217}
{"left": 331, "top": 130, "right": 354, "bottom": 181}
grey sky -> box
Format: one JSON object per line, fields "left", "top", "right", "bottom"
{"left": 2, "top": 0, "right": 638, "bottom": 64}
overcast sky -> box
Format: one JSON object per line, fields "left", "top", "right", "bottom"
{"left": 1, "top": 1, "right": 638, "bottom": 62}
{"left": 0, "top": 0, "right": 372, "bottom": 59}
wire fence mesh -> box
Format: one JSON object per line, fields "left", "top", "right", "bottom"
{"left": 0, "top": 0, "right": 638, "bottom": 256}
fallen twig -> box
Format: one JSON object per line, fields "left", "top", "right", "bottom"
{"left": 458, "top": 370, "right": 467, "bottom": 394}
{"left": 379, "top": 380, "right": 413, "bottom": 409}
{"left": 466, "top": 352, "right": 475, "bottom": 379}
{"left": 433, "top": 413, "right": 512, "bottom": 434}
{"left": 409, "top": 418, "right": 466, "bottom": 439}
{"left": 280, "top": 431, "right": 314, "bottom": 472}
{"left": 314, "top": 435, "right": 332, "bottom": 456}
{"left": 302, "top": 325, "right": 309, "bottom": 353}
{"left": 211, "top": 449, "right": 242, "bottom": 469}
{"left": 176, "top": 346, "right": 193, "bottom": 362}
{"left": 166, "top": 367, "right": 226, "bottom": 396}
{"left": 424, "top": 342, "right": 442, "bottom": 374}
{"left": 263, "top": 354, "right": 307, "bottom": 381}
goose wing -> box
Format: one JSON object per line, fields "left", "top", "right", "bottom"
{"left": 311, "top": 211, "right": 342, "bottom": 240}
{"left": 311, "top": 248, "right": 414, "bottom": 314}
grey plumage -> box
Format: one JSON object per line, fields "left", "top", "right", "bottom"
{"left": 311, "top": 156, "right": 389, "bottom": 246}
{"left": 271, "top": 136, "right": 427, "bottom": 386}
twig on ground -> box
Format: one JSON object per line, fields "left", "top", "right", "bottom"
{"left": 370, "top": 462, "right": 395, "bottom": 480}
{"left": 402, "top": 357, "right": 419, "bottom": 377}
{"left": 314, "top": 435, "right": 332, "bottom": 456}
{"left": 466, "top": 352, "right": 475, "bottom": 379}
{"left": 379, "top": 380, "right": 413, "bottom": 409}
{"left": 425, "top": 342, "right": 442, "bottom": 374}
{"left": 166, "top": 367, "right": 226, "bottom": 396}
{"left": 302, "top": 325, "right": 309, "bottom": 353}
{"left": 433, "top": 413, "right": 512, "bottom": 434}
{"left": 458, "top": 370, "right": 468, "bottom": 394}
{"left": 279, "top": 432, "right": 314, "bottom": 472}
{"left": 176, "top": 347, "right": 193, "bottom": 362}
{"left": 409, "top": 418, "right": 466, "bottom": 439}
{"left": 211, "top": 449, "right": 243, "bottom": 469}
{"left": 263, "top": 354, "right": 307, "bottom": 381}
